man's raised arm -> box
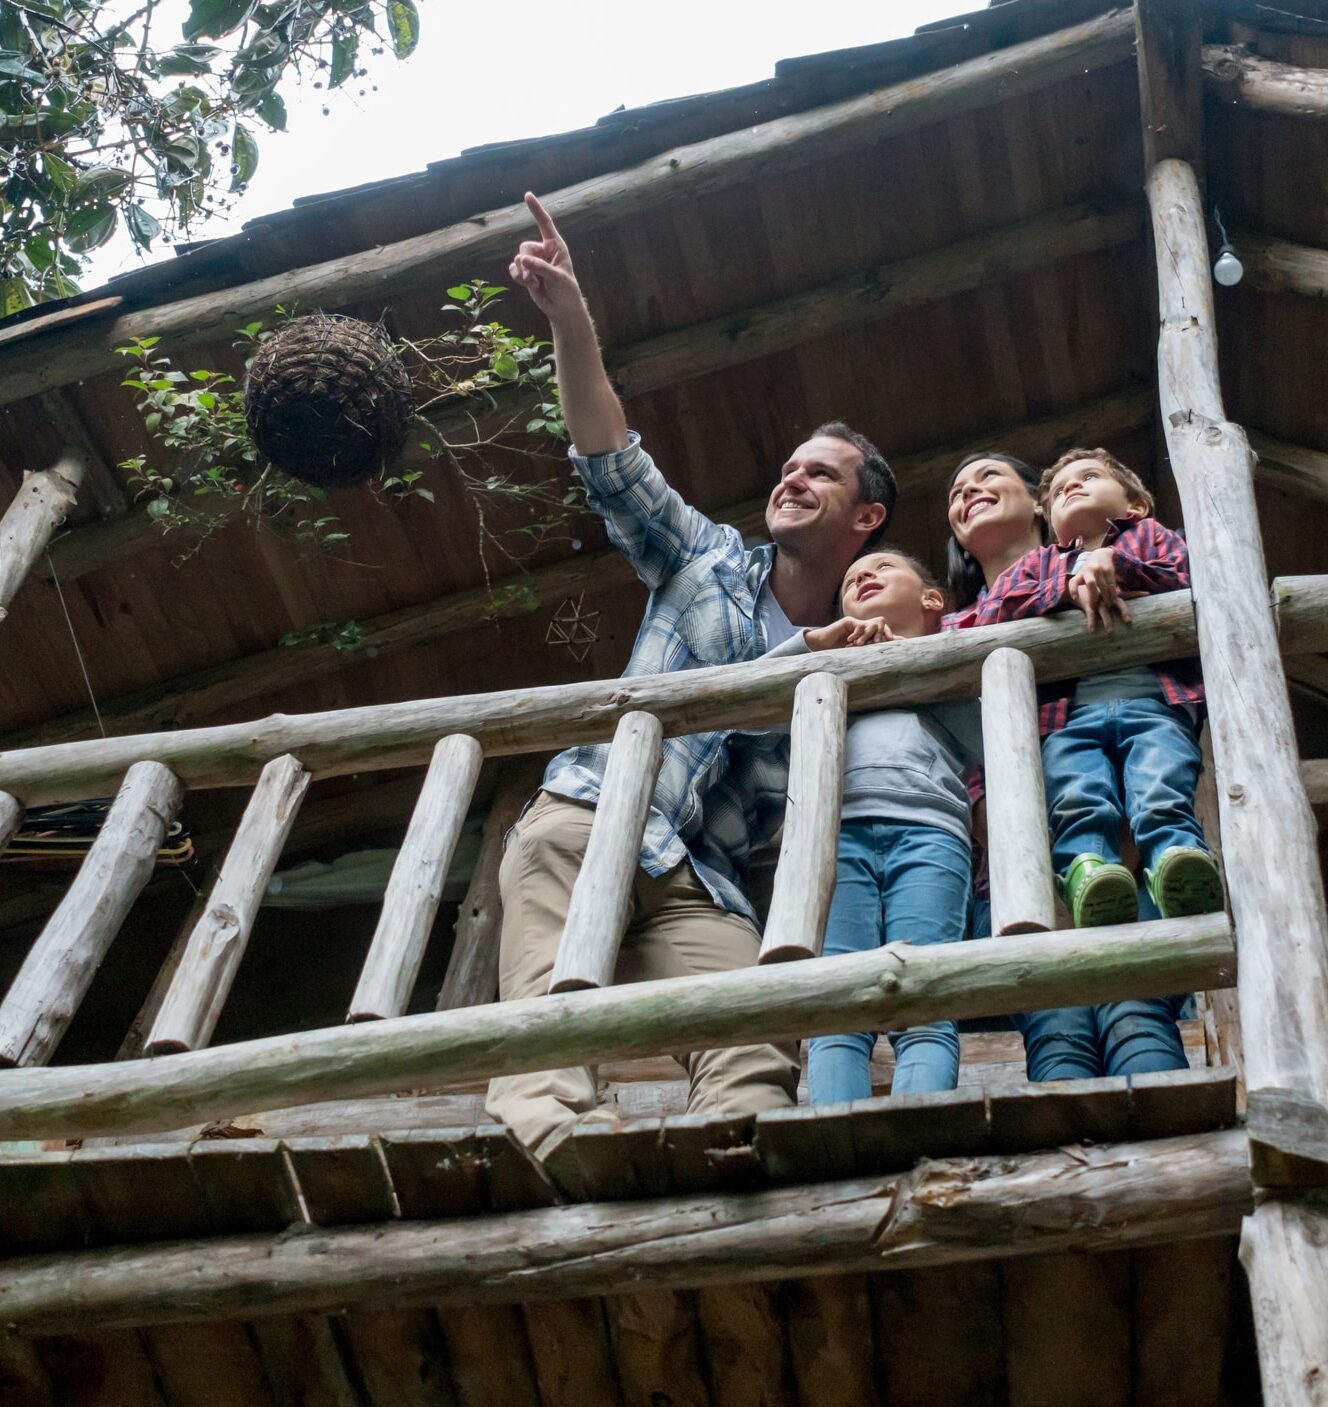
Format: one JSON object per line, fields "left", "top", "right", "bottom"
{"left": 510, "top": 193, "right": 628, "bottom": 457}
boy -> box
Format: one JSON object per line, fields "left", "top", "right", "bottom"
{"left": 975, "top": 447, "right": 1222, "bottom": 928}
{"left": 770, "top": 550, "right": 981, "bottom": 1101}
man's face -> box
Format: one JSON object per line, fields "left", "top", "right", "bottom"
{"left": 765, "top": 435, "right": 879, "bottom": 549}
{"left": 1045, "top": 457, "right": 1142, "bottom": 543}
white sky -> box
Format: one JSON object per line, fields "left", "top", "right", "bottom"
{"left": 85, "top": 0, "right": 972, "bottom": 287}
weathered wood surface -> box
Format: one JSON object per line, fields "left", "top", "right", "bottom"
{"left": 0, "top": 456, "right": 85, "bottom": 622}
{"left": 549, "top": 712, "right": 662, "bottom": 993}
{"left": 1240, "top": 228, "right": 1328, "bottom": 299}
{"left": 30, "top": 392, "right": 127, "bottom": 521}
{"left": 1149, "top": 160, "right": 1328, "bottom": 1179}
{"left": 1133, "top": 1237, "right": 1233, "bottom": 1405}
{"left": 147, "top": 755, "right": 309, "bottom": 1054}
{"left": 1240, "top": 1199, "right": 1328, "bottom": 1407}
{"left": 0, "top": 792, "right": 21, "bottom": 853}
{"left": 349, "top": 735, "right": 483, "bottom": 1021}
{"left": 1136, "top": 0, "right": 1203, "bottom": 168}
{"left": 1302, "top": 758, "right": 1328, "bottom": 807}
{"left": 0, "top": 761, "right": 182, "bottom": 1069}
{"left": 12, "top": 575, "right": 1328, "bottom": 806}
{"left": 0, "top": 1128, "right": 1250, "bottom": 1333}
{"left": 610, "top": 199, "right": 1142, "bottom": 399}
{"left": 0, "top": 913, "right": 1234, "bottom": 1142}
{"left": 759, "top": 672, "right": 846, "bottom": 963}
{"left": 0, "top": 10, "right": 1135, "bottom": 410}
{"left": 1250, "top": 429, "right": 1328, "bottom": 507}
{"left": 1203, "top": 43, "right": 1328, "bottom": 120}
{"left": 981, "top": 648, "right": 1055, "bottom": 935}
{"left": 115, "top": 883, "right": 213, "bottom": 1061}
{"left": 437, "top": 756, "right": 546, "bottom": 1010}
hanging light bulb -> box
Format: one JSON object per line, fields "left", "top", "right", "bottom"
{"left": 1211, "top": 205, "right": 1244, "bottom": 287}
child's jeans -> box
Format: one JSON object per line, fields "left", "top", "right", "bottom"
{"left": 1040, "top": 696, "right": 1207, "bottom": 877}
{"left": 808, "top": 820, "right": 970, "bottom": 1104}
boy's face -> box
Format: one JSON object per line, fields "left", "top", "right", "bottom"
{"left": 1046, "top": 458, "right": 1145, "bottom": 543}
{"left": 840, "top": 552, "right": 944, "bottom": 637}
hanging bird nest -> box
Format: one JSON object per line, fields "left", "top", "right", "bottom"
{"left": 244, "top": 313, "right": 416, "bottom": 489}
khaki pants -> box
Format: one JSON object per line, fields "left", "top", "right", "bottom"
{"left": 485, "top": 792, "right": 800, "bottom": 1153}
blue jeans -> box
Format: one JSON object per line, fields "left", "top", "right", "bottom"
{"left": 809, "top": 820, "right": 970, "bottom": 1104}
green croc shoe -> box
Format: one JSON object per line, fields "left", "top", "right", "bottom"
{"left": 1145, "top": 846, "right": 1224, "bottom": 919}
{"left": 1062, "top": 854, "right": 1139, "bottom": 928}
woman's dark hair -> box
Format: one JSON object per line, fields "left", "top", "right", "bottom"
{"left": 944, "top": 451, "right": 1043, "bottom": 611}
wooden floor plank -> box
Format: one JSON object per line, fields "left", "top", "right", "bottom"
{"left": 694, "top": 1284, "right": 795, "bottom": 1407}
{"left": 522, "top": 1298, "right": 623, "bottom": 1407}
{"left": 188, "top": 1140, "right": 302, "bottom": 1234}
{"left": 379, "top": 1131, "right": 486, "bottom": 1219}
{"left": 1001, "top": 1252, "right": 1132, "bottom": 1407}
{"left": 284, "top": 1136, "right": 396, "bottom": 1226}
{"left": 608, "top": 1290, "right": 712, "bottom": 1407}
{"left": 782, "top": 1274, "right": 878, "bottom": 1407}
{"left": 1132, "top": 1238, "right": 1234, "bottom": 1406}
{"left": 434, "top": 1305, "right": 540, "bottom": 1407}
{"left": 338, "top": 1309, "right": 458, "bottom": 1407}
{"left": 0, "top": 1152, "right": 90, "bottom": 1254}
{"left": 873, "top": 1264, "right": 1005, "bottom": 1407}
{"left": 138, "top": 1322, "right": 272, "bottom": 1407}
{"left": 72, "top": 1146, "right": 214, "bottom": 1245}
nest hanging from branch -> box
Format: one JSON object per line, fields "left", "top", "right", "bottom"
{"left": 244, "top": 313, "right": 416, "bottom": 489}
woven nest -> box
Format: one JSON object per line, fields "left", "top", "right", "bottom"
{"left": 244, "top": 313, "right": 415, "bottom": 489}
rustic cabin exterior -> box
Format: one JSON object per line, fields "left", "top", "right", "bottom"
{"left": 1, "top": 0, "right": 1327, "bottom": 1401}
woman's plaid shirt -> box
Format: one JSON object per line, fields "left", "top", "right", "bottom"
{"left": 539, "top": 433, "right": 790, "bottom": 926}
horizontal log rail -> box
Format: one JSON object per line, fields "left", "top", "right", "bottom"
{"left": 0, "top": 913, "right": 1235, "bottom": 1142}
{"left": 0, "top": 11, "right": 1135, "bottom": 410}
{"left": 1203, "top": 44, "right": 1328, "bottom": 121}
{"left": 1239, "top": 228, "right": 1328, "bottom": 300}
{"left": 4, "top": 574, "right": 1328, "bottom": 806}
{"left": 0, "top": 1128, "right": 1250, "bottom": 1332}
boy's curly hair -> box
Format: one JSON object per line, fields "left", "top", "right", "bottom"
{"left": 1039, "top": 447, "right": 1154, "bottom": 516}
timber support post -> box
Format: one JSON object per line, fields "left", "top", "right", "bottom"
{"left": 0, "top": 453, "right": 87, "bottom": 621}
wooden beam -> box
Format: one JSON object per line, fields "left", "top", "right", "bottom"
{"left": 0, "top": 791, "right": 21, "bottom": 852}
{"left": 1286, "top": 653, "right": 1328, "bottom": 709}
{"left": 0, "top": 10, "right": 1136, "bottom": 410}
{"left": 5, "top": 574, "right": 1328, "bottom": 807}
{"left": 348, "top": 734, "right": 483, "bottom": 1022}
{"left": 0, "top": 1128, "right": 1250, "bottom": 1332}
{"left": 1301, "top": 759, "right": 1328, "bottom": 807}
{"left": 1249, "top": 429, "right": 1328, "bottom": 506}
{"left": 1148, "top": 161, "right": 1328, "bottom": 1185}
{"left": 758, "top": 673, "right": 847, "bottom": 964}
{"left": 0, "top": 912, "right": 1234, "bottom": 1142}
{"left": 31, "top": 391, "right": 127, "bottom": 520}
{"left": 21, "top": 387, "right": 1157, "bottom": 750}
{"left": 981, "top": 648, "right": 1055, "bottom": 935}
{"left": 1203, "top": 44, "right": 1328, "bottom": 121}
{"left": 1239, "top": 229, "right": 1328, "bottom": 299}
{"left": 0, "top": 761, "right": 183, "bottom": 1068}
{"left": 1136, "top": 0, "right": 1204, "bottom": 168}
{"left": 0, "top": 454, "right": 85, "bottom": 621}
{"left": 549, "top": 712, "right": 662, "bottom": 992}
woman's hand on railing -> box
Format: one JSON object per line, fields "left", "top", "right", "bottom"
{"left": 804, "top": 616, "right": 896, "bottom": 651}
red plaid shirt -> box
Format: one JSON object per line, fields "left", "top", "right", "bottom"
{"left": 972, "top": 517, "right": 1204, "bottom": 735}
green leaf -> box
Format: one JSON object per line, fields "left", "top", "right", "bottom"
{"left": 492, "top": 352, "right": 519, "bottom": 380}
{"left": 0, "top": 52, "right": 42, "bottom": 82}
{"left": 183, "top": 0, "right": 255, "bottom": 41}
{"left": 414, "top": 487, "right": 435, "bottom": 504}
{"left": 42, "top": 152, "right": 77, "bottom": 193}
{"left": 73, "top": 167, "right": 133, "bottom": 202}
{"left": 126, "top": 204, "right": 161, "bottom": 249}
{"left": 329, "top": 30, "right": 358, "bottom": 88}
{"left": 256, "top": 90, "right": 287, "bottom": 131}
{"left": 159, "top": 44, "right": 218, "bottom": 75}
{"left": 387, "top": 0, "right": 419, "bottom": 58}
{"left": 446, "top": 285, "right": 471, "bottom": 301}
{"left": 65, "top": 204, "right": 118, "bottom": 253}
{"left": 230, "top": 123, "right": 259, "bottom": 190}
{"left": 0, "top": 276, "right": 35, "bottom": 318}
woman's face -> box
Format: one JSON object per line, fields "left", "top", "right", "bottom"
{"left": 947, "top": 458, "right": 1041, "bottom": 562}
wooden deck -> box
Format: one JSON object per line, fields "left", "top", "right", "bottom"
{"left": 0, "top": 1056, "right": 1256, "bottom": 1405}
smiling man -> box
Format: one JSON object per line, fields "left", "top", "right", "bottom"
{"left": 484, "top": 194, "right": 896, "bottom": 1155}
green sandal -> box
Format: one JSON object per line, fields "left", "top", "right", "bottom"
{"left": 1062, "top": 854, "right": 1139, "bottom": 928}
{"left": 1146, "top": 846, "right": 1224, "bottom": 919}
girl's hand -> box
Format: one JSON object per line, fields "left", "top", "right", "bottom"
{"left": 803, "top": 616, "right": 895, "bottom": 651}
{"left": 1069, "top": 546, "right": 1131, "bottom": 632}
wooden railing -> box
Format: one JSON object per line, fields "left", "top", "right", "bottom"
{"left": 0, "top": 576, "right": 1322, "bottom": 1143}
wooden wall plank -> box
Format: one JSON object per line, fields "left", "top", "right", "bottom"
{"left": 694, "top": 1284, "right": 795, "bottom": 1407}
{"left": 337, "top": 1310, "right": 459, "bottom": 1407}
{"left": 782, "top": 1275, "right": 879, "bottom": 1407}
{"left": 1132, "top": 1238, "right": 1234, "bottom": 1406}
{"left": 138, "top": 1323, "right": 273, "bottom": 1407}
{"left": 522, "top": 1299, "right": 623, "bottom": 1407}
{"left": 608, "top": 1290, "right": 712, "bottom": 1407}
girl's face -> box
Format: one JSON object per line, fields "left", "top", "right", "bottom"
{"left": 947, "top": 458, "right": 1041, "bottom": 561}
{"left": 840, "top": 552, "right": 943, "bottom": 637}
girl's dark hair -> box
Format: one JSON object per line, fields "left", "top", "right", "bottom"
{"left": 944, "top": 451, "right": 1043, "bottom": 611}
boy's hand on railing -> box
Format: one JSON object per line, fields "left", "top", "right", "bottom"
{"left": 1069, "top": 547, "right": 1132, "bottom": 632}
{"left": 804, "top": 616, "right": 895, "bottom": 651}
{"left": 510, "top": 193, "right": 584, "bottom": 324}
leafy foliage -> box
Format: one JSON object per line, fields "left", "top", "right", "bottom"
{"left": 0, "top": 0, "right": 421, "bottom": 311}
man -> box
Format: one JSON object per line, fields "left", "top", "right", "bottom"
{"left": 485, "top": 194, "right": 897, "bottom": 1154}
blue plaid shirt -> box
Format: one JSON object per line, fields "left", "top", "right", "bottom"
{"left": 541, "top": 433, "right": 791, "bottom": 925}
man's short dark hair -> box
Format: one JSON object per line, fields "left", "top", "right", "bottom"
{"left": 812, "top": 420, "right": 897, "bottom": 545}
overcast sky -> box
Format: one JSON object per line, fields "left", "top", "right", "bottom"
{"left": 86, "top": 1, "right": 973, "bottom": 286}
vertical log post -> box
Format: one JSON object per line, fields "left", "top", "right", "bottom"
{"left": 981, "top": 649, "right": 1056, "bottom": 935}
{"left": 759, "top": 672, "right": 848, "bottom": 963}
{"left": 147, "top": 755, "right": 309, "bottom": 1054}
{"left": 0, "top": 791, "right": 22, "bottom": 852}
{"left": 437, "top": 755, "right": 547, "bottom": 1011}
{"left": 0, "top": 454, "right": 86, "bottom": 620}
{"left": 347, "top": 734, "right": 483, "bottom": 1022}
{"left": 0, "top": 760, "right": 182, "bottom": 1067}
{"left": 548, "top": 712, "right": 663, "bottom": 993}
